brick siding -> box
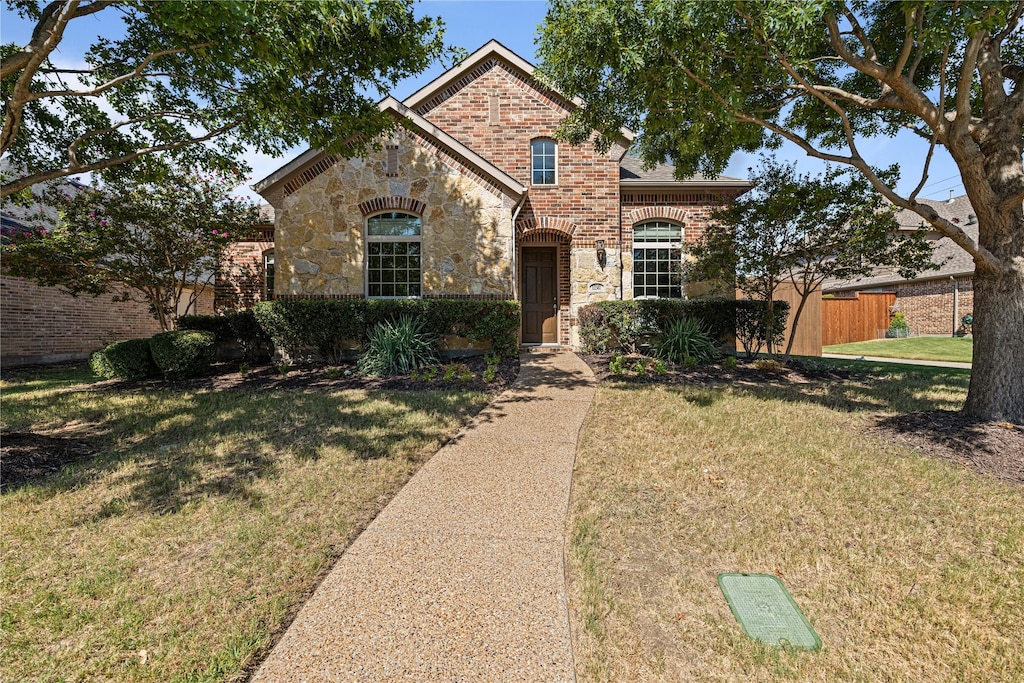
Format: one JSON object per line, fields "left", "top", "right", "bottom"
{"left": 216, "top": 239, "right": 273, "bottom": 311}
{"left": 894, "top": 277, "right": 974, "bottom": 335}
{"left": 1, "top": 275, "right": 213, "bottom": 366}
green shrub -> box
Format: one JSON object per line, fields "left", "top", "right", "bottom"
{"left": 357, "top": 316, "right": 439, "bottom": 377}
{"left": 100, "top": 338, "right": 157, "bottom": 380}
{"left": 735, "top": 300, "right": 789, "bottom": 358}
{"left": 89, "top": 349, "right": 115, "bottom": 379}
{"left": 886, "top": 311, "right": 910, "bottom": 338}
{"left": 253, "top": 299, "right": 520, "bottom": 363}
{"left": 149, "top": 330, "right": 217, "bottom": 379}
{"left": 656, "top": 317, "right": 719, "bottom": 365}
{"left": 609, "top": 353, "right": 625, "bottom": 375}
{"left": 178, "top": 311, "right": 272, "bottom": 362}
{"left": 578, "top": 305, "right": 612, "bottom": 353}
{"left": 653, "top": 359, "right": 667, "bottom": 375}
{"left": 722, "top": 355, "right": 738, "bottom": 370}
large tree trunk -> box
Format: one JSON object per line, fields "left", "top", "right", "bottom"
{"left": 962, "top": 210, "right": 1024, "bottom": 424}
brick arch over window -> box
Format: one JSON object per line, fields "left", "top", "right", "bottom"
{"left": 626, "top": 206, "right": 688, "bottom": 226}
{"left": 517, "top": 216, "right": 576, "bottom": 242}
{"left": 357, "top": 196, "right": 427, "bottom": 217}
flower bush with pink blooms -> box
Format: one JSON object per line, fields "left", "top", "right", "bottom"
{"left": 2, "top": 163, "right": 258, "bottom": 330}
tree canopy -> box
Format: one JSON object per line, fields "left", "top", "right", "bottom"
{"left": 538, "top": 0, "right": 1024, "bottom": 422}
{"left": 1, "top": 0, "right": 450, "bottom": 198}
{"left": 689, "top": 158, "right": 936, "bottom": 356}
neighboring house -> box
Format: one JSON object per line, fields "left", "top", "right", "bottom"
{"left": 219, "top": 40, "right": 750, "bottom": 347}
{"left": 823, "top": 194, "right": 976, "bottom": 336}
{"left": 0, "top": 176, "right": 214, "bottom": 367}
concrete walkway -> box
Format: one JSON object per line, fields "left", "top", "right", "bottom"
{"left": 252, "top": 350, "right": 596, "bottom": 682}
{"left": 822, "top": 353, "right": 972, "bottom": 370}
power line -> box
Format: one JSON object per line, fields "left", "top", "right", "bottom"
{"left": 919, "top": 173, "right": 961, "bottom": 190}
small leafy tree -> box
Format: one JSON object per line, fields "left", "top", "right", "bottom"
{"left": 690, "top": 159, "right": 935, "bottom": 357}
{"left": 2, "top": 165, "right": 258, "bottom": 330}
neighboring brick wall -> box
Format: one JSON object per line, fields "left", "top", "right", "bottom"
{"left": 1, "top": 276, "right": 213, "bottom": 366}
{"left": 217, "top": 239, "right": 273, "bottom": 311}
{"left": 894, "top": 277, "right": 974, "bottom": 335}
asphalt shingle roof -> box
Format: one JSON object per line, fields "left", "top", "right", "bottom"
{"left": 618, "top": 156, "right": 746, "bottom": 184}
{"left": 824, "top": 194, "right": 978, "bottom": 292}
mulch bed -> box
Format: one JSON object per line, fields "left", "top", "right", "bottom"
{"left": 871, "top": 411, "right": 1024, "bottom": 486}
{"left": 1, "top": 356, "right": 519, "bottom": 493}
{"left": 581, "top": 353, "right": 1023, "bottom": 486}
{"left": 0, "top": 432, "right": 97, "bottom": 493}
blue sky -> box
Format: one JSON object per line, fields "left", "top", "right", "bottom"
{"left": 2, "top": 0, "right": 966, "bottom": 203}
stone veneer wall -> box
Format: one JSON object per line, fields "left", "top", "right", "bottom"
{"left": 274, "top": 132, "right": 516, "bottom": 298}
{"left": 894, "top": 276, "right": 974, "bottom": 335}
{"left": 1, "top": 275, "right": 213, "bottom": 366}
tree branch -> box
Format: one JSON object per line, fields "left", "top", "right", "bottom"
{"left": 993, "top": 0, "right": 1024, "bottom": 41}
{"left": 24, "top": 44, "right": 212, "bottom": 102}
{"left": 0, "top": 120, "right": 240, "bottom": 198}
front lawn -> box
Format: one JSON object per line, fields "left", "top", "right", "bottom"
{"left": 568, "top": 360, "right": 1022, "bottom": 682}
{"left": 823, "top": 336, "right": 973, "bottom": 363}
{"left": 1, "top": 365, "right": 491, "bottom": 682}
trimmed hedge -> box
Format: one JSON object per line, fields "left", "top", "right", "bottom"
{"left": 92, "top": 338, "right": 157, "bottom": 380}
{"left": 577, "top": 298, "right": 789, "bottom": 356}
{"left": 253, "top": 299, "right": 521, "bottom": 363}
{"left": 149, "top": 330, "right": 217, "bottom": 379}
{"left": 178, "top": 310, "right": 272, "bottom": 362}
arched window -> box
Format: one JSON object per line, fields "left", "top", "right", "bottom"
{"left": 633, "top": 221, "right": 683, "bottom": 298}
{"left": 366, "top": 212, "right": 422, "bottom": 298}
{"left": 531, "top": 139, "right": 557, "bottom": 185}
{"left": 263, "top": 249, "right": 275, "bottom": 301}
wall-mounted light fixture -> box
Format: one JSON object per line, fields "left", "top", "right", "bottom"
{"left": 595, "top": 239, "right": 607, "bottom": 269}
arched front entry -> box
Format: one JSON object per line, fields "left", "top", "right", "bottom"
{"left": 517, "top": 220, "right": 574, "bottom": 345}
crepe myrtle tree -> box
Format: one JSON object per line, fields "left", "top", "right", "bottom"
{"left": 538, "top": 0, "right": 1024, "bottom": 422}
{"left": 1, "top": 165, "right": 259, "bottom": 330}
{"left": 0, "top": 0, "right": 451, "bottom": 198}
{"left": 688, "top": 158, "right": 936, "bottom": 357}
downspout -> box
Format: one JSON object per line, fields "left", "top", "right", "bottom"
{"left": 510, "top": 194, "right": 527, "bottom": 300}
{"left": 951, "top": 276, "right": 959, "bottom": 337}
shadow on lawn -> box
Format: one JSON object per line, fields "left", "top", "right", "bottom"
{"left": 605, "top": 362, "right": 970, "bottom": 416}
{"left": 5, "top": 386, "right": 484, "bottom": 519}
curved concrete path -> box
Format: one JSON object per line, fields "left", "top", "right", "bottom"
{"left": 252, "top": 350, "right": 595, "bottom": 682}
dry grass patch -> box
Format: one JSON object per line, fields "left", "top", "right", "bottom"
{"left": 1, "top": 365, "right": 490, "bottom": 682}
{"left": 569, "top": 371, "right": 1022, "bottom": 682}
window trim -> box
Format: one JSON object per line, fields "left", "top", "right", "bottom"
{"left": 632, "top": 220, "right": 684, "bottom": 300}
{"left": 263, "top": 249, "right": 275, "bottom": 301}
{"left": 530, "top": 138, "right": 558, "bottom": 186}
{"left": 364, "top": 211, "right": 423, "bottom": 299}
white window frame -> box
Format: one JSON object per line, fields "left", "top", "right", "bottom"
{"left": 632, "top": 220, "right": 684, "bottom": 299}
{"left": 531, "top": 138, "right": 557, "bottom": 186}
{"left": 365, "top": 211, "right": 423, "bottom": 299}
{"left": 263, "top": 249, "right": 275, "bottom": 301}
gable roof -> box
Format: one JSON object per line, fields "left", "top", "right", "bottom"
{"left": 824, "top": 194, "right": 978, "bottom": 292}
{"left": 403, "top": 40, "right": 634, "bottom": 144}
{"left": 253, "top": 97, "right": 527, "bottom": 202}
{"left": 619, "top": 156, "right": 751, "bottom": 189}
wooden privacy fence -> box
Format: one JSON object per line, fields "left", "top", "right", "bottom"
{"left": 821, "top": 292, "right": 896, "bottom": 345}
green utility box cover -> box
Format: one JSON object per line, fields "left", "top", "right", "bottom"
{"left": 717, "top": 573, "right": 821, "bottom": 651}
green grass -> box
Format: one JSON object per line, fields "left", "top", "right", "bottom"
{"left": 568, "top": 363, "right": 1021, "bottom": 682}
{"left": 823, "top": 336, "right": 973, "bottom": 363}
{"left": 1, "top": 365, "right": 490, "bottom": 682}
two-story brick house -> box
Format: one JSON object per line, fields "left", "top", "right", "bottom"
{"left": 218, "top": 40, "right": 749, "bottom": 347}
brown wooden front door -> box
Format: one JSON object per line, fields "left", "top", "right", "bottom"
{"left": 522, "top": 247, "right": 558, "bottom": 344}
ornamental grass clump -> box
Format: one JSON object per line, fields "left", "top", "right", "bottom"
{"left": 656, "top": 317, "right": 719, "bottom": 366}
{"left": 357, "top": 316, "right": 439, "bottom": 377}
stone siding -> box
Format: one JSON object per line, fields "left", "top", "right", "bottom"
{"left": 274, "top": 131, "right": 515, "bottom": 298}
{"left": 1, "top": 275, "right": 213, "bottom": 366}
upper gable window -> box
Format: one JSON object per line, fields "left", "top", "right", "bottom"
{"left": 531, "top": 139, "right": 557, "bottom": 185}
